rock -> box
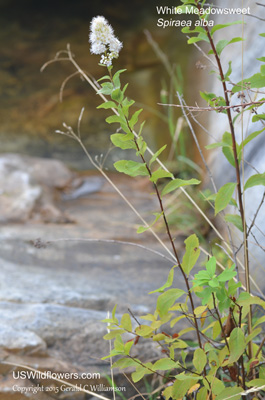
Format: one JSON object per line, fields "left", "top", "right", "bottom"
{"left": 0, "top": 154, "right": 83, "bottom": 223}
{"left": 0, "top": 326, "right": 46, "bottom": 356}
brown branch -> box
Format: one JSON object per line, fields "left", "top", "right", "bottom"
{"left": 158, "top": 100, "right": 265, "bottom": 113}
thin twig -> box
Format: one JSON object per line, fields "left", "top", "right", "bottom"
{"left": 212, "top": 294, "right": 230, "bottom": 351}
{"left": 46, "top": 237, "right": 176, "bottom": 264}
{"left": 177, "top": 92, "right": 217, "bottom": 193}
{"left": 158, "top": 100, "right": 265, "bottom": 113}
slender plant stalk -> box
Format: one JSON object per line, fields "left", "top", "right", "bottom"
{"left": 122, "top": 116, "right": 204, "bottom": 353}
{"left": 195, "top": 0, "right": 252, "bottom": 360}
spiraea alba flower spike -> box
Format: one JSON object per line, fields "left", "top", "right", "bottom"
{"left": 89, "top": 16, "right": 123, "bottom": 67}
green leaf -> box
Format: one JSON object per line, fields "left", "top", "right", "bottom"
{"left": 246, "top": 378, "right": 265, "bottom": 388}
{"left": 260, "top": 65, "right": 265, "bottom": 76}
{"left": 149, "top": 265, "right": 176, "bottom": 294}
{"left": 187, "top": 34, "right": 209, "bottom": 44}
{"left": 110, "top": 133, "right": 136, "bottom": 150}
{"left": 182, "top": 234, "right": 200, "bottom": 276}
{"left": 206, "top": 257, "right": 216, "bottom": 277}
{"left": 129, "top": 109, "right": 143, "bottom": 129}
{"left": 124, "top": 339, "right": 134, "bottom": 355}
{"left": 206, "top": 376, "right": 225, "bottom": 396}
{"left": 205, "top": 141, "right": 230, "bottom": 150}
{"left": 224, "top": 61, "right": 232, "bottom": 80}
{"left": 232, "top": 72, "right": 265, "bottom": 93}
{"left": 252, "top": 113, "right": 265, "bottom": 122}
{"left": 197, "top": 387, "right": 208, "bottom": 400}
{"left": 112, "top": 69, "right": 127, "bottom": 88}
{"left": 237, "top": 292, "right": 265, "bottom": 308}
{"left": 97, "top": 75, "right": 111, "bottom": 82}
{"left": 221, "top": 131, "right": 241, "bottom": 167}
{"left": 211, "top": 20, "right": 242, "bottom": 35}
{"left": 246, "top": 327, "right": 262, "bottom": 344}
{"left": 257, "top": 57, "right": 265, "bottom": 62}
{"left": 227, "top": 327, "right": 246, "bottom": 364}
{"left": 260, "top": 33, "right": 265, "bottom": 37}
{"left": 213, "top": 37, "right": 243, "bottom": 57}
{"left": 135, "top": 325, "right": 153, "bottom": 337}
{"left": 121, "top": 98, "right": 135, "bottom": 117}
{"left": 112, "top": 357, "right": 138, "bottom": 369}
{"left": 209, "top": 277, "right": 219, "bottom": 288}
{"left": 215, "top": 386, "right": 242, "bottom": 400}
{"left": 253, "top": 315, "right": 265, "bottom": 329}
{"left": 111, "top": 88, "right": 123, "bottom": 103}
{"left": 193, "top": 348, "right": 207, "bottom": 373}
{"left": 161, "top": 178, "right": 200, "bottom": 196}
{"left": 224, "top": 214, "right": 243, "bottom": 232}
{"left": 98, "top": 82, "right": 113, "bottom": 95}
{"left": 120, "top": 313, "right": 132, "bottom": 331}
{"left": 150, "top": 168, "right": 173, "bottom": 183}
{"left": 149, "top": 145, "right": 167, "bottom": 167}
{"left": 152, "top": 333, "right": 166, "bottom": 341}
{"left": 97, "top": 101, "right": 117, "bottom": 110}
{"left": 157, "top": 288, "right": 186, "bottom": 317}
{"left": 162, "top": 386, "right": 172, "bottom": 400}
{"left": 153, "top": 358, "right": 177, "bottom": 371}
{"left": 103, "top": 329, "right": 125, "bottom": 340}
{"left": 244, "top": 173, "right": 265, "bottom": 190}
{"left": 106, "top": 114, "right": 124, "bottom": 124}
{"left": 172, "top": 377, "right": 198, "bottom": 399}
{"left": 114, "top": 160, "right": 149, "bottom": 177}
{"left": 218, "top": 265, "right": 236, "bottom": 282}
{"left": 239, "top": 127, "right": 265, "bottom": 151}
{"left": 137, "top": 212, "right": 163, "bottom": 234}
{"left": 131, "top": 363, "right": 153, "bottom": 382}
{"left": 215, "top": 182, "right": 237, "bottom": 215}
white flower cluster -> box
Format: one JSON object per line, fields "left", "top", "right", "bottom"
{"left": 89, "top": 16, "right": 123, "bottom": 67}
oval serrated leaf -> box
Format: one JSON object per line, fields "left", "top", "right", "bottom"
{"left": 162, "top": 178, "right": 200, "bottom": 197}
{"left": 149, "top": 265, "right": 176, "bottom": 294}
{"left": 193, "top": 348, "right": 207, "bottom": 373}
{"left": 157, "top": 288, "right": 186, "bottom": 317}
{"left": 215, "top": 386, "right": 242, "bottom": 400}
{"left": 97, "top": 101, "right": 117, "bottom": 109}
{"left": 215, "top": 182, "right": 237, "bottom": 215}
{"left": 224, "top": 214, "right": 243, "bottom": 232}
{"left": 182, "top": 234, "right": 200, "bottom": 276}
{"left": 150, "top": 168, "right": 173, "bottom": 183}
{"left": 114, "top": 160, "right": 149, "bottom": 177}
{"left": 110, "top": 133, "right": 136, "bottom": 150}
{"left": 244, "top": 173, "right": 265, "bottom": 190}
{"left": 227, "top": 327, "right": 246, "bottom": 364}
{"left": 153, "top": 358, "right": 177, "bottom": 371}
{"left": 135, "top": 325, "right": 153, "bottom": 337}
{"left": 120, "top": 313, "right": 132, "bottom": 331}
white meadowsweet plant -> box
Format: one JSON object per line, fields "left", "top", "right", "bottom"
{"left": 89, "top": 16, "right": 122, "bottom": 67}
